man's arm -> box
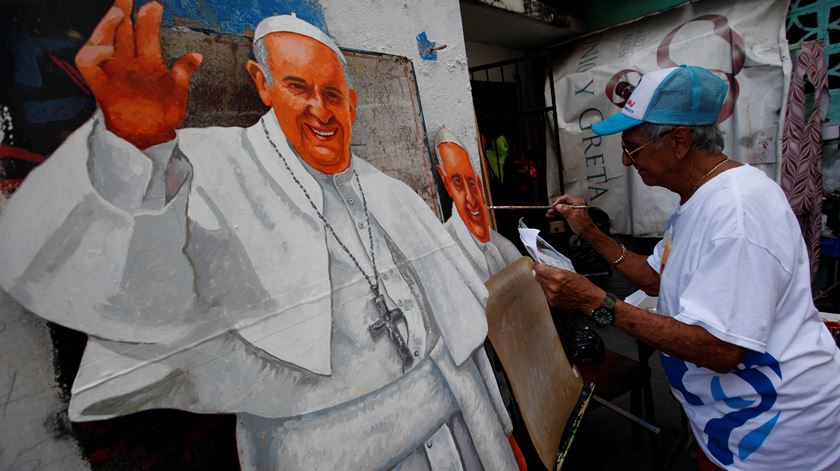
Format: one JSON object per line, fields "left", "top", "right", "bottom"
{"left": 548, "top": 194, "right": 660, "bottom": 295}
{"left": 577, "top": 224, "right": 661, "bottom": 296}
{"left": 533, "top": 264, "right": 744, "bottom": 373}
{"left": 613, "top": 300, "right": 743, "bottom": 373}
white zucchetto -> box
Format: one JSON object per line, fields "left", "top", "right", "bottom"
{"left": 254, "top": 14, "right": 345, "bottom": 65}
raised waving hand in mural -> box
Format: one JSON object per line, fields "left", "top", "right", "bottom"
{"left": 75, "top": 0, "right": 203, "bottom": 149}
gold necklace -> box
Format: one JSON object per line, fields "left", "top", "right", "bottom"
{"left": 691, "top": 157, "right": 729, "bottom": 196}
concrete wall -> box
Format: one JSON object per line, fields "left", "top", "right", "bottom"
{"left": 322, "top": 0, "right": 482, "bottom": 168}
{"left": 0, "top": 289, "right": 90, "bottom": 470}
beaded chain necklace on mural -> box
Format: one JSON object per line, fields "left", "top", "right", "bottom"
{"left": 260, "top": 119, "right": 414, "bottom": 369}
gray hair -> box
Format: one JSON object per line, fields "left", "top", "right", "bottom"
{"left": 638, "top": 123, "right": 725, "bottom": 154}
{"left": 253, "top": 37, "right": 353, "bottom": 89}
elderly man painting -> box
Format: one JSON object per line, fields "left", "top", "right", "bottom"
{"left": 434, "top": 128, "right": 521, "bottom": 282}
{"left": 0, "top": 1, "right": 518, "bottom": 469}
{"left": 535, "top": 65, "right": 840, "bottom": 470}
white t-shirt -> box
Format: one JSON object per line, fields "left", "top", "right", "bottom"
{"left": 647, "top": 164, "right": 840, "bottom": 470}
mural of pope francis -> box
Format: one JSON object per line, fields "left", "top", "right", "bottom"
{"left": 0, "top": 1, "right": 519, "bottom": 469}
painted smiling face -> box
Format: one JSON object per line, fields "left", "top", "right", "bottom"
{"left": 255, "top": 32, "right": 357, "bottom": 174}
{"left": 437, "top": 142, "right": 490, "bottom": 243}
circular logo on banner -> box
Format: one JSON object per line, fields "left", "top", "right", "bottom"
{"left": 657, "top": 14, "right": 746, "bottom": 123}
{"left": 605, "top": 69, "right": 643, "bottom": 108}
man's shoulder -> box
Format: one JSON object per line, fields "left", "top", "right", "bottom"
{"left": 715, "top": 166, "right": 796, "bottom": 235}
{"left": 174, "top": 126, "right": 252, "bottom": 182}
{"left": 353, "top": 158, "right": 420, "bottom": 200}
{"left": 177, "top": 125, "right": 247, "bottom": 149}
{"left": 353, "top": 157, "right": 392, "bottom": 180}
{"left": 352, "top": 157, "right": 452, "bottom": 244}
{"left": 488, "top": 230, "right": 521, "bottom": 266}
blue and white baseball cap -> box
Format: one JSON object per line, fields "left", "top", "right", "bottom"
{"left": 592, "top": 65, "right": 728, "bottom": 136}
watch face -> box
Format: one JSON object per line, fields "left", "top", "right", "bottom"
{"left": 592, "top": 306, "right": 615, "bottom": 327}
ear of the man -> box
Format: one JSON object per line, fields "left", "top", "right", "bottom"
{"left": 671, "top": 126, "right": 693, "bottom": 160}
{"left": 245, "top": 60, "right": 273, "bottom": 106}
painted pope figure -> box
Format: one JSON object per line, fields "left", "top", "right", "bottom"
{"left": 0, "top": 2, "right": 519, "bottom": 470}
{"left": 435, "top": 128, "right": 521, "bottom": 281}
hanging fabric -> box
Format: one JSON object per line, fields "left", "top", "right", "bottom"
{"left": 485, "top": 135, "right": 508, "bottom": 183}
{"left": 780, "top": 40, "right": 829, "bottom": 282}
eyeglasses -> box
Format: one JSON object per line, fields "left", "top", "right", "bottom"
{"left": 620, "top": 128, "right": 674, "bottom": 166}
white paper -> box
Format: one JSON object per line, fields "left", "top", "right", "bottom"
{"left": 820, "top": 312, "right": 840, "bottom": 322}
{"left": 518, "top": 228, "right": 540, "bottom": 255}
{"left": 625, "top": 289, "right": 658, "bottom": 311}
{"left": 517, "top": 223, "right": 575, "bottom": 271}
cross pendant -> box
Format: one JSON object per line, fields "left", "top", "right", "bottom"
{"left": 368, "top": 293, "right": 414, "bottom": 368}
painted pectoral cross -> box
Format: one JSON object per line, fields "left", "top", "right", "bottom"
{"left": 368, "top": 293, "right": 414, "bottom": 368}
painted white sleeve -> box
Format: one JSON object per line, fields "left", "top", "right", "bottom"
{"left": 673, "top": 237, "right": 787, "bottom": 352}
{"left": 0, "top": 115, "right": 199, "bottom": 344}
{"left": 87, "top": 113, "right": 186, "bottom": 212}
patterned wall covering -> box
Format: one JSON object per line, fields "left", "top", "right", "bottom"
{"left": 788, "top": 0, "right": 840, "bottom": 122}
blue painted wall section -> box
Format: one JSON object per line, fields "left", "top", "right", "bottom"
{"left": 137, "top": 0, "right": 329, "bottom": 37}
{"left": 416, "top": 32, "right": 440, "bottom": 61}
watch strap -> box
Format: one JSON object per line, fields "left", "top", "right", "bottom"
{"left": 603, "top": 292, "right": 617, "bottom": 310}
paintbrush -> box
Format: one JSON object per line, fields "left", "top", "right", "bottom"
{"left": 487, "top": 205, "right": 588, "bottom": 210}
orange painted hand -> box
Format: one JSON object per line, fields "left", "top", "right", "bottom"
{"left": 75, "top": 0, "right": 202, "bottom": 149}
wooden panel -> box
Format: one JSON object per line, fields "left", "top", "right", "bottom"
{"left": 485, "top": 256, "right": 583, "bottom": 470}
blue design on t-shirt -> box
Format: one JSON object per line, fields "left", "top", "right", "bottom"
{"left": 739, "top": 411, "right": 780, "bottom": 460}
{"left": 660, "top": 350, "right": 782, "bottom": 466}
{"left": 711, "top": 376, "right": 753, "bottom": 408}
{"left": 660, "top": 352, "right": 703, "bottom": 405}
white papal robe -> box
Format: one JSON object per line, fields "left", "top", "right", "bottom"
{"left": 0, "top": 110, "right": 517, "bottom": 470}
{"left": 443, "top": 208, "right": 522, "bottom": 282}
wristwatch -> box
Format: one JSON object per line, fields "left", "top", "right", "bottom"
{"left": 592, "top": 292, "right": 617, "bottom": 327}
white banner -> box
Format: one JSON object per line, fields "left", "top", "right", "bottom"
{"left": 547, "top": 0, "right": 791, "bottom": 235}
